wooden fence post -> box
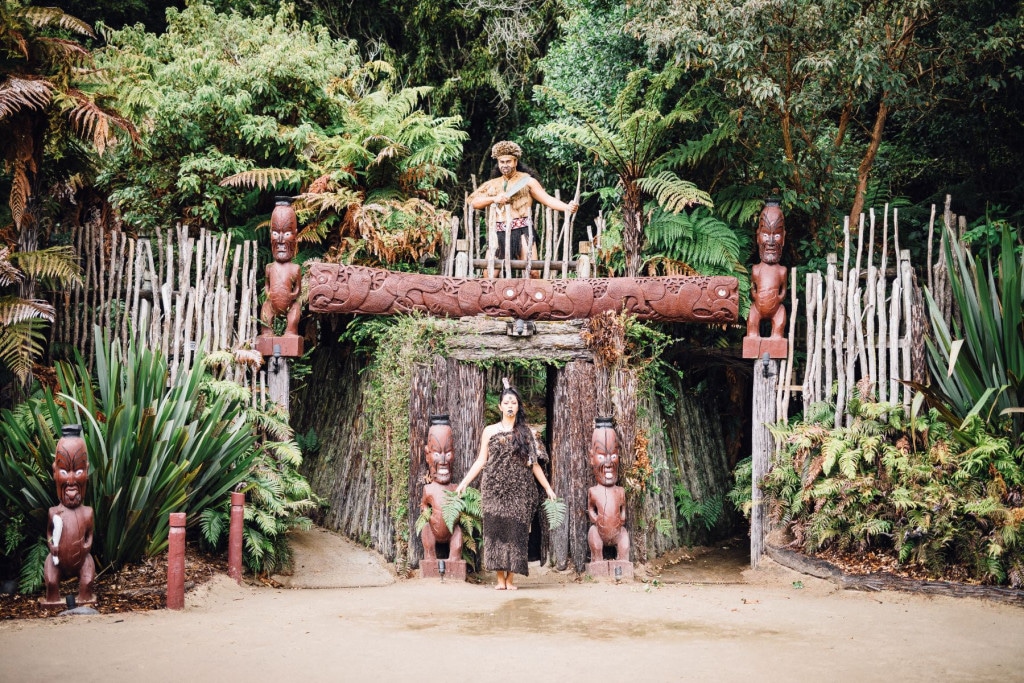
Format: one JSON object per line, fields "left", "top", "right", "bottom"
{"left": 751, "top": 356, "right": 779, "bottom": 569}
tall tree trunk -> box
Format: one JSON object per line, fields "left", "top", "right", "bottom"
{"left": 849, "top": 99, "right": 890, "bottom": 224}
{"left": 621, "top": 180, "right": 644, "bottom": 278}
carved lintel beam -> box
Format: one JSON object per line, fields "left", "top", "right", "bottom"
{"left": 307, "top": 264, "right": 739, "bottom": 324}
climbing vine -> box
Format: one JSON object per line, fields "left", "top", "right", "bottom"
{"left": 361, "top": 314, "right": 450, "bottom": 568}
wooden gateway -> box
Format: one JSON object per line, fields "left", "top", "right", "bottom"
{"left": 295, "top": 265, "right": 740, "bottom": 574}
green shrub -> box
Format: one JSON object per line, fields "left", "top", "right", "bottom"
{"left": 763, "top": 397, "right": 1024, "bottom": 586}
{"left": 924, "top": 222, "right": 1023, "bottom": 439}
{"left": 0, "top": 329, "right": 262, "bottom": 588}
{"left": 200, "top": 439, "right": 320, "bottom": 576}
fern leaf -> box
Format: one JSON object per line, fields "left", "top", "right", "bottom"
{"left": 655, "top": 517, "right": 675, "bottom": 537}
{"left": 199, "top": 507, "right": 226, "bottom": 545}
{"left": 636, "top": 171, "right": 713, "bottom": 213}
{"left": 0, "top": 77, "right": 53, "bottom": 119}
{"left": 0, "top": 296, "right": 55, "bottom": 325}
{"left": 542, "top": 497, "right": 567, "bottom": 530}
{"left": 8, "top": 246, "right": 82, "bottom": 286}
{"left": 442, "top": 489, "right": 466, "bottom": 533}
{"left": 22, "top": 6, "right": 95, "bottom": 38}
{"left": 18, "top": 538, "right": 48, "bottom": 594}
{"left": 415, "top": 506, "right": 432, "bottom": 535}
{"left": 9, "top": 162, "right": 29, "bottom": 230}
{"left": 219, "top": 168, "right": 303, "bottom": 190}
{"left": 0, "top": 318, "right": 48, "bottom": 380}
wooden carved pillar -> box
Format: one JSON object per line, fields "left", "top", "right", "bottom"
{"left": 408, "top": 356, "right": 485, "bottom": 568}
{"left": 550, "top": 360, "right": 597, "bottom": 571}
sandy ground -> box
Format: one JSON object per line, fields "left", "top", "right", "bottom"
{"left": 1, "top": 529, "right": 1022, "bottom": 683}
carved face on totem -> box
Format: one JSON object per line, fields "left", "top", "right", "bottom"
{"left": 424, "top": 423, "right": 454, "bottom": 485}
{"left": 54, "top": 440, "right": 88, "bottom": 508}
{"left": 496, "top": 154, "right": 518, "bottom": 180}
{"left": 757, "top": 203, "right": 786, "bottom": 265}
{"left": 589, "top": 426, "right": 620, "bottom": 486}
{"left": 270, "top": 202, "right": 298, "bottom": 264}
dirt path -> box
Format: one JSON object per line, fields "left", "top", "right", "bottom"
{"left": 1, "top": 530, "right": 1022, "bottom": 682}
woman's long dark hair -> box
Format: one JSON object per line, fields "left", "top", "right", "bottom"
{"left": 499, "top": 385, "right": 534, "bottom": 458}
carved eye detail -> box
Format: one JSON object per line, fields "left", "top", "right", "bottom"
{"left": 534, "top": 292, "right": 544, "bottom": 300}
{"left": 505, "top": 288, "right": 515, "bottom": 297}
{"left": 717, "top": 288, "right": 727, "bottom": 297}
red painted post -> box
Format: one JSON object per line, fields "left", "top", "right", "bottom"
{"left": 167, "top": 512, "right": 186, "bottom": 610}
{"left": 227, "top": 491, "right": 245, "bottom": 583}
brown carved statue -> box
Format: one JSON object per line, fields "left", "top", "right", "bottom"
{"left": 419, "top": 416, "right": 463, "bottom": 562}
{"left": 41, "top": 424, "right": 96, "bottom": 607}
{"left": 743, "top": 197, "right": 788, "bottom": 359}
{"left": 587, "top": 418, "right": 629, "bottom": 564}
{"left": 260, "top": 197, "right": 302, "bottom": 340}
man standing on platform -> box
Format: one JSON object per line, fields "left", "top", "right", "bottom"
{"left": 469, "top": 140, "right": 579, "bottom": 262}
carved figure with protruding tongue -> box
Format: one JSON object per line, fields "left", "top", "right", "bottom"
{"left": 41, "top": 424, "right": 96, "bottom": 606}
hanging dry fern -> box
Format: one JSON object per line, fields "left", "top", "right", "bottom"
{"left": 582, "top": 310, "right": 627, "bottom": 368}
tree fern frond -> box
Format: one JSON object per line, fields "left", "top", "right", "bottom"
{"left": 33, "top": 37, "right": 90, "bottom": 66}
{"left": 636, "top": 171, "right": 713, "bottom": 214}
{"left": 21, "top": 6, "right": 95, "bottom": 38}
{"left": 0, "top": 249, "right": 23, "bottom": 286}
{"left": 0, "top": 77, "right": 53, "bottom": 119}
{"left": 0, "top": 296, "right": 55, "bottom": 325}
{"left": 9, "top": 246, "right": 81, "bottom": 286}
{"left": 219, "top": 168, "right": 304, "bottom": 190}
{"left": 0, "top": 319, "right": 48, "bottom": 380}
{"left": 9, "top": 162, "right": 29, "bottom": 230}
{"left": 660, "top": 118, "right": 740, "bottom": 170}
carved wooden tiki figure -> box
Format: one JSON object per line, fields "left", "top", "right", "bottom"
{"left": 419, "top": 416, "right": 466, "bottom": 580}
{"left": 586, "top": 417, "right": 632, "bottom": 579}
{"left": 257, "top": 197, "right": 304, "bottom": 357}
{"left": 41, "top": 424, "right": 96, "bottom": 606}
{"left": 743, "top": 197, "right": 789, "bottom": 358}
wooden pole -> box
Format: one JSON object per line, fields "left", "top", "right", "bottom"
{"left": 751, "top": 356, "right": 779, "bottom": 569}
{"left": 166, "top": 512, "right": 186, "bottom": 610}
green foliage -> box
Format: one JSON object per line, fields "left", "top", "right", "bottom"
{"left": 362, "top": 314, "right": 450, "bottom": 567}
{"left": 726, "top": 457, "right": 753, "bottom": 520}
{"left": 541, "top": 497, "right": 567, "bottom": 530}
{"left": 200, "top": 440, "right": 321, "bottom": 576}
{"left": 924, "top": 223, "right": 1023, "bottom": 439}
{"left": 629, "top": 0, "right": 1024, "bottom": 247}
{"left": 0, "top": 0, "right": 138, "bottom": 238}
{"left": 440, "top": 487, "right": 483, "bottom": 570}
{"left": 533, "top": 65, "right": 713, "bottom": 277}
{"left": 95, "top": 2, "right": 466, "bottom": 268}
{"left": 763, "top": 397, "right": 1024, "bottom": 586}
{"left": 673, "top": 484, "right": 724, "bottom": 533}
{"left": 0, "top": 328, "right": 260, "bottom": 577}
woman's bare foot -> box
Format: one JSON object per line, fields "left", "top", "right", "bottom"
{"left": 505, "top": 582, "right": 518, "bottom": 590}
{"left": 495, "top": 571, "right": 507, "bottom": 590}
